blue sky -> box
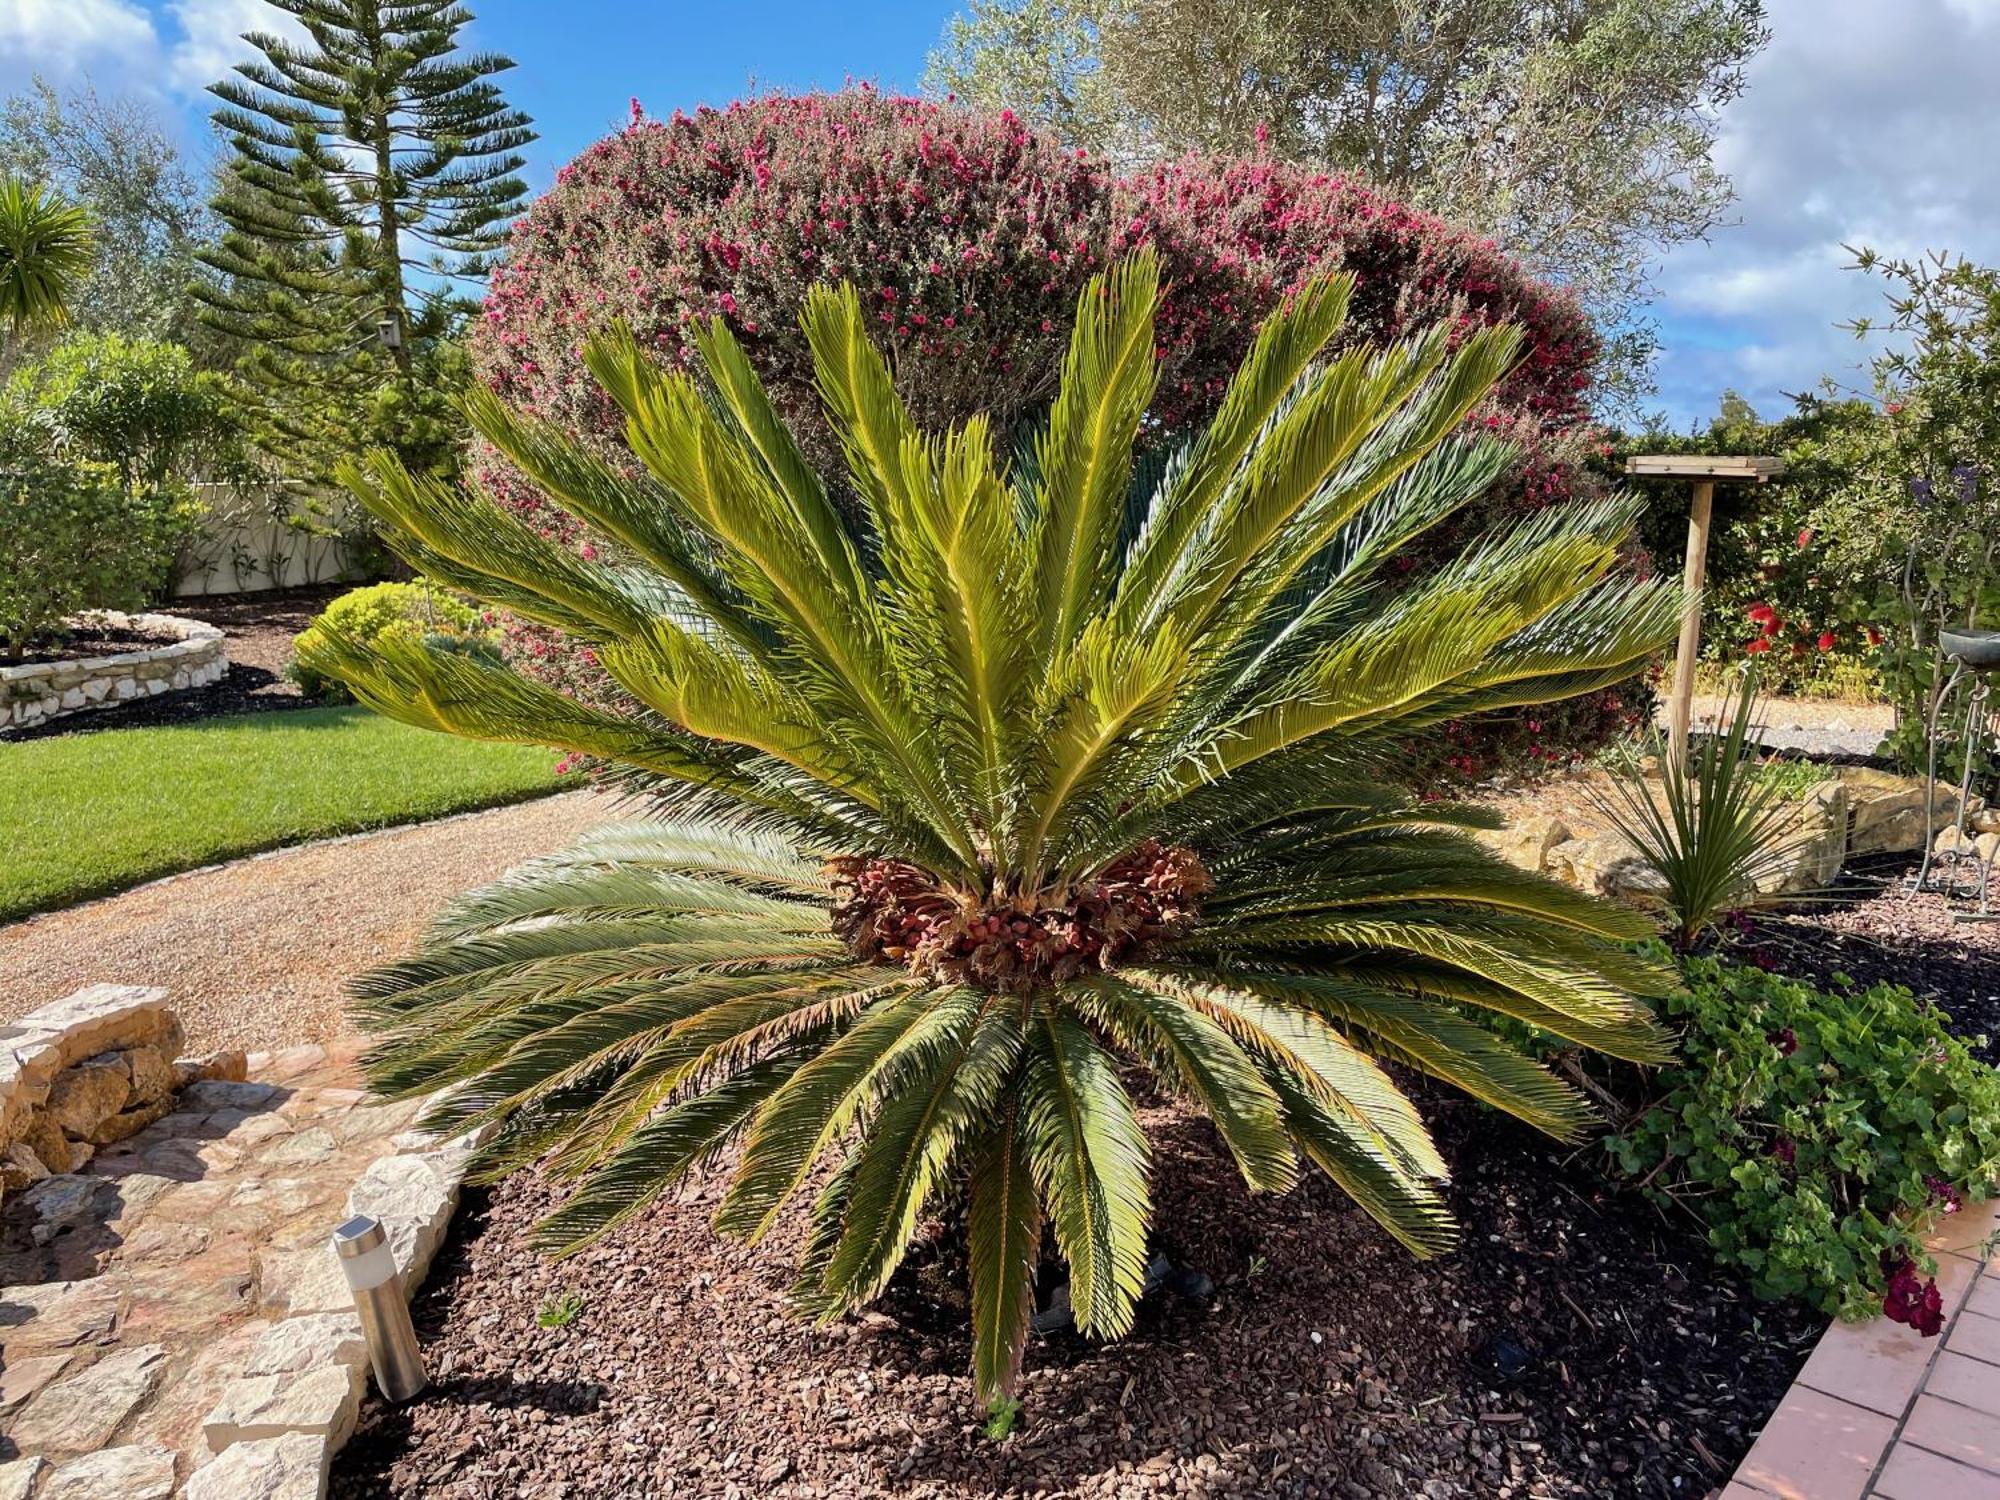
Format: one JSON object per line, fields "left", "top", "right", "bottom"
{"left": 8, "top": 0, "right": 2000, "bottom": 431}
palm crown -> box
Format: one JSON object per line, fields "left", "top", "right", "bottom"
{"left": 306, "top": 252, "right": 1681, "bottom": 1409}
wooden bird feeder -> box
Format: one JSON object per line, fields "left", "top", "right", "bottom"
{"left": 1625, "top": 454, "right": 1787, "bottom": 768}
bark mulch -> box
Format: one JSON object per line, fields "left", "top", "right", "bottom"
{"left": 7, "top": 621, "right": 179, "bottom": 666}
{"left": 5, "top": 584, "right": 344, "bottom": 739}
{"left": 1750, "top": 855, "right": 2000, "bottom": 1064}
{"left": 332, "top": 1093, "right": 1821, "bottom": 1500}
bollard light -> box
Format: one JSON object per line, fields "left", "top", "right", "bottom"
{"left": 332, "top": 1213, "right": 429, "bottom": 1402}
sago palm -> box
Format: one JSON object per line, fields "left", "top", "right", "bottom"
{"left": 304, "top": 252, "right": 1682, "bottom": 1410}
{"left": 0, "top": 177, "right": 93, "bottom": 334}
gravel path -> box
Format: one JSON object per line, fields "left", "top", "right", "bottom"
{"left": 1666, "top": 693, "right": 1894, "bottom": 759}
{"left": 0, "top": 790, "right": 618, "bottom": 1055}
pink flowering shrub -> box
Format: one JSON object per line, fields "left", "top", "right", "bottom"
{"left": 475, "top": 90, "right": 1628, "bottom": 775}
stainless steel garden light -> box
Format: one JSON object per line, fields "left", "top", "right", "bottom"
{"left": 332, "top": 1213, "right": 429, "bottom": 1402}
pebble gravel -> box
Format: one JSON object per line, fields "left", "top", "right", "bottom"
{"left": 0, "top": 790, "right": 618, "bottom": 1055}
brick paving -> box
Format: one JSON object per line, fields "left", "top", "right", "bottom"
{"left": 1727, "top": 1197, "right": 2000, "bottom": 1499}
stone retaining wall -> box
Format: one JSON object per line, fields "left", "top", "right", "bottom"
{"left": 1479, "top": 765, "right": 1975, "bottom": 907}
{"left": 0, "top": 984, "right": 241, "bottom": 1202}
{"left": 1, "top": 612, "right": 228, "bottom": 732}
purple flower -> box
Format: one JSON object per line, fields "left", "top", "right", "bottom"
{"left": 1910, "top": 476, "right": 1935, "bottom": 508}
{"left": 1767, "top": 1027, "right": 1799, "bottom": 1056}
{"left": 1925, "top": 1175, "right": 1964, "bottom": 1214}
{"left": 1954, "top": 464, "right": 1981, "bottom": 506}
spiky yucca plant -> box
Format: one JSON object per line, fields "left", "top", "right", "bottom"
{"left": 304, "top": 252, "right": 1683, "bottom": 1410}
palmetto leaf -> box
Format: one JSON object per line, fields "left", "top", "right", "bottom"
{"left": 327, "top": 254, "right": 1680, "bottom": 1413}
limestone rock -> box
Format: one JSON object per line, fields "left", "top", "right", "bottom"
{"left": 201, "top": 1366, "right": 360, "bottom": 1453}
{"left": 346, "top": 1150, "right": 457, "bottom": 1285}
{"left": 172, "top": 1049, "right": 248, "bottom": 1089}
{"left": 1474, "top": 814, "right": 1572, "bottom": 874}
{"left": 180, "top": 1079, "right": 278, "bottom": 1113}
{"left": 20, "top": 985, "right": 169, "bottom": 1066}
{"left": 0, "top": 1352, "right": 70, "bottom": 1418}
{"left": 8, "top": 1344, "right": 169, "bottom": 1454}
{"left": 1764, "top": 780, "right": 1849, "bottom": 895}
{"left": 15, "top": 1174, "right": 119, "bottom": 1246}
{"left": 1, "top": 1141, "right": 50, "bottom": 1191}
{"left": 241, "top": 1312, "right": 367, "bottom": 1379}
{"left": 183, "top": 1432, "right": 329, "bottom": 1500}
{"left": 1548, "top": 833, "right": 1669, "bottom": 910}
{"left": 1843, "top": 767, "right": 1962, "bottom": 855}
{"left": 39, "top": 1445, "right": 176, "bottom": 1500}
{"left": 256, "top": 1243, "right": 354, "bottom": 1317}
{"left": 19, "top": 1112, "right": 75, "bottom": 1174}
{"left": 121, "top": 1045, "right": 177, "bottom": 1105}
{"left": 0, "top": 1458, "right": 47, "bottom": 1500}
{"left": 82, "top": 1094, "right": 176, "bottom": 1147}
{"left": 0, "top": 1277, "right": 122, "bottom": 1352}
{"left": 45, "top": 1058, "right": 130, "bottom": 1138}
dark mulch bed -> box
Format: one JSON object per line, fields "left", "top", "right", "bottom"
{"left": 1751, "top": 854, "right": 2000, "bottom": 1064}
{"left": 333, "top": 1094, "right": 1820, "bottom": 1500}
{"left": 6, "top": 622, "right": 178, "bottom": 666}
{"left": 4, "top": 584, "right": 344, "bottom": 740}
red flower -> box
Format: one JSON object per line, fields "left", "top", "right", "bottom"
{"left": 1817, "top": 631, "right": 1837, "bottom": 652}
{"left": 1747, "top": 602, "right": 1777, "bottom": 624}
{"left": 1866, "top": 627, "right": 1884, "bottom": 647}
{"left": 1744, "top": 638, "right": 1771, "bottom": 654}
{"left": 1767, "top": 1027, "right": 1798, "bottom": 1056}
{"left": 1883, "top": 1253, "right": 1945, "bottom": 1337}
{"left": 1761, "top": 616, "right": 1784, "bottom": 638}
{"left": 1772, "top": 1136, "right": 1796, "bottom": 1167}
{"left": 1797, "top": 527, "right": 1815, "bottom": 549}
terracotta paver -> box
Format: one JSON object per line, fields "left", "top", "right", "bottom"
{"left": 1873, "top": 1443, "right": 2000, "bottom": 1500}
{"left": 1900, "top": 1394, "right": 2000, "bottom": 1475}
{"left": 1736, "top": 1386, "right": 1899, "bottom": 1500}
{"left": 1954, "top": 1311, "right": 2000, "bottom": 1361}
{"left": 1729, "top": 1195, "right": 2000, "bottom": 1500}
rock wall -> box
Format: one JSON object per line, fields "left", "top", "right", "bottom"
{"left": 0, "top": 985, "right": 242, "bottom": 1198}
{"left": 1, "top": 612, "right": 228, "bottom": 732}
{"left": 1478, "top": 766, "right": 1972, "bottom": 909}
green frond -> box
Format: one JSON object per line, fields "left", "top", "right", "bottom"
{"left": 818, "top": 994, "right": 1025, "bottom": 1311}
{"left": 1068, "top": 976, "right": 1297, "bottom": 1193}
{"left": 531, "top": 1058, "right": 795, "bottom": 1258}
{"left": 1031, "top": 251, "right": 1162, "bottom": 663}
{"left": 1018, "top": 1007, "right": 1152, "bottom": 1338}
{"left": 714, "top": 985, "right": 939, "bottom": 1241}
{"left": 967, "top": 1100, "right": 1041, "bottom": 1410}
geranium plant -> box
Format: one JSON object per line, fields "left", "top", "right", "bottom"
{"left": 306, "top": 255, "right": 1679, "bottom": 1410}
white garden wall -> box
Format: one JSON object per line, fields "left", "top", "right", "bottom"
{"left": 172, "top": 483, "right": 369, "bottom": 598}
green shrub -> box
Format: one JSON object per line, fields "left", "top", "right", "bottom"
{"left": 6, "top": 333, "right": 240, "bottom": 488}
{"left": 1607, "top": 954, "right": 2000, "bottom": 1327}
{"left": 0, "top": 450, "right": 186, "bottom": 660}
{"left": 289, "top": 581, "right": 488, "bottom": 700}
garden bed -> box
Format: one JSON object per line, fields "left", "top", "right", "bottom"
{"left": 3, "top": 583, "right": 344, "bottom": 740}
{"left": 0, "top": 610, "right": 227, "bottom": 732}
{"left": 1751, "top": 856, "right": 2000, "bottom": 1063}
{"left": 333, "top": 1092, "right": 1821, "bottom": 1500}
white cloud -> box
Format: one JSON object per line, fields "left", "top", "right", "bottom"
{"left": 165, "top": 0, "right": 295, "bottom": 92}
{"left": 0, "top": 0, "right": 159, "bottom": 84}
{"left": 1649, "top": 0, "right": 2000, "bottom": 426}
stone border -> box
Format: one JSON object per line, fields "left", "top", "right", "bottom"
{"left": 0, "top": 984, "right": 241, "bottom": 1200}
{"left": 1726, "top": 1197, "right": 2000, "bottom": 1499}
{"left": 1, "top": 611, "right": 227, "bottom": 732}
{"left": 181, "top": 1086, "right": 484, "bottom": 1500}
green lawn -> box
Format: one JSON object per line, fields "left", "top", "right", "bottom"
{"left": 0, "top": 707, "right": 562, "bottom": 922}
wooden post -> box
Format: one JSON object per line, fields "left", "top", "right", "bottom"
{"left": 1666, "top": 479, "right": 1715, "bottom": 770}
